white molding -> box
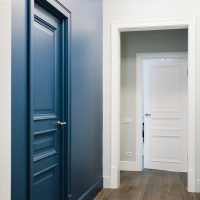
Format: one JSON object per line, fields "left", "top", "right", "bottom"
{"left": 110, "top": 23, "right": 121, "bottom": 189}
{"left": 120, "top": 161, "right": 136, "bottom": 171}
{"left": 110, "top": 166, "right": 120, "bottom": 188}
{"left": 110, "top": 18, "right": 196, "bottom": 191}
{"left": 135, "top": 54, "right": 143, "bottom": 172}
{"left": 135, "top": 52, "right": 188, "bottom": 173}
{"left": 195, "top": 179, "right": 200, "bottom": 192}
{"left": 187, "top": 18, "right": 196, "bottom": 192}
{"left": 103, "top": 176, "right": 111, "bottom": 188}
{"left": 188, "top": 168, "right": 196, "bottom": 192}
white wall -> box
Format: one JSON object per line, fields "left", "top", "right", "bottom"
{"left": 0, "top": 0, "right": 11, "bottom": 200}
{"left": 120, "top": 30, "right": 188, "bottom": 162}
{"left": 103, "top": 0, "right": 200, "bottom": 190}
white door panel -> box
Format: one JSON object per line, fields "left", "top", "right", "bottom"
{"left": 143, "top": 57, "right": 188, "bottom": 172}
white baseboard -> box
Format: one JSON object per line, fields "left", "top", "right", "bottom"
{"left": 103, "top": 176, "right": 111, "bottom": 188}
{"left": 188, "top": 168, "right": 195, "bottom": 192}
{"left": 120, "top": 161, "right": 136, "bottom": 171}
{"left": 103, "top": 166, "right": 120, "bottom": 189}
{"left": 110, "top": 166, "right": 120, "bottom": 188}
{"left": 196, "top": 180, "right": 200, "bottom": 193}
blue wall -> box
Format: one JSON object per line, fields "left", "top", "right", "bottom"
{"left": 12, "top": 0, "right": 103, "bottom": 199}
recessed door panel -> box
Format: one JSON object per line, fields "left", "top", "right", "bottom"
{"left": 33, "top": 18, "right": 57, "bottom": 114}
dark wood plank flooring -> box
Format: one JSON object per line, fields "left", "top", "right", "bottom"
{"left": 94, "top": 170, "right": 200, "bottom": 200}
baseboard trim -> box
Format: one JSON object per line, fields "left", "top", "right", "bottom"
{"left": 188, "top": 168, "right": 195, "bottom": 192}
{"left": 103, "top": 176, "right": 111, "bottom": 188}
{"left": 196, "top": 180, "right": 200, "bottom": 192}
{"left": 79, "top": 178, "right": 103, "bottom": 200}
{"left": 120, "top": 161, "right": 136, "bottom": 171}
{"left": 111, "top": 166, "right": 120, "bottom": 188}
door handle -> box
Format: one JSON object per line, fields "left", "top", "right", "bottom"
{"left": 57, "top": 121, "right": 67, "bottom": 126}
{"left": 144, "top": 113, "right": 151, "bottom": 117}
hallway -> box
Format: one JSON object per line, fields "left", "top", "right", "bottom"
{"left": 95, "top": 170, "right": 200, "bottom": 200}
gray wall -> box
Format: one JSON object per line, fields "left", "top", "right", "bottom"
{"left": 120, "top": 29, "right": 188, "bottom": 161}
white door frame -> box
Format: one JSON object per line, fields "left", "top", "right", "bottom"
{"left": 136, "top": 52, "right": 188, "bottom": 172}
{"left": 110, "top": 18, "right": 196, "bottom": 192}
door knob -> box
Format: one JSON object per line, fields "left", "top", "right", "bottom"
{"left": 57, "top": 121, "right": 67, "bottom": 126}
{"left": 144, "top": 113, "right": 151, "bottom": 117}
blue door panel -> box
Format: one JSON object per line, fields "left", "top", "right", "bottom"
{"left": 30, "top": 3, "right": 62, "bottom": 200}
{"left": 33, "top": 168, "right": 56, "bottom": 200}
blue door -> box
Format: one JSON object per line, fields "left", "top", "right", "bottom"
{"left": 30, "top": 3, "right": 65, "bottom": 200}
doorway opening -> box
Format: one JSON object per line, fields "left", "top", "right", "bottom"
{"left": 110, "top": 19, "right": 196, "bottom": 192}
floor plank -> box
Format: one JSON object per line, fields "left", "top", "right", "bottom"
{"left": 94, "top": 170, "right": 199, "bottom": 200}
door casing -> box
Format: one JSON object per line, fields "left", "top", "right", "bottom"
{"left": 28, "top": 0, "right": 71, "bottom": 199}
{"left": 109, "top": 19, "right": 196, "bottom": 192}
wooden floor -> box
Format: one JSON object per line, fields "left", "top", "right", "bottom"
{"left": 94, "top": 170, "right": 200, "bottom": 200}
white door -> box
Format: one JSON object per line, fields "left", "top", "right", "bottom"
{"left": 143, "top": 56, "right": 188, "bottom": 172}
